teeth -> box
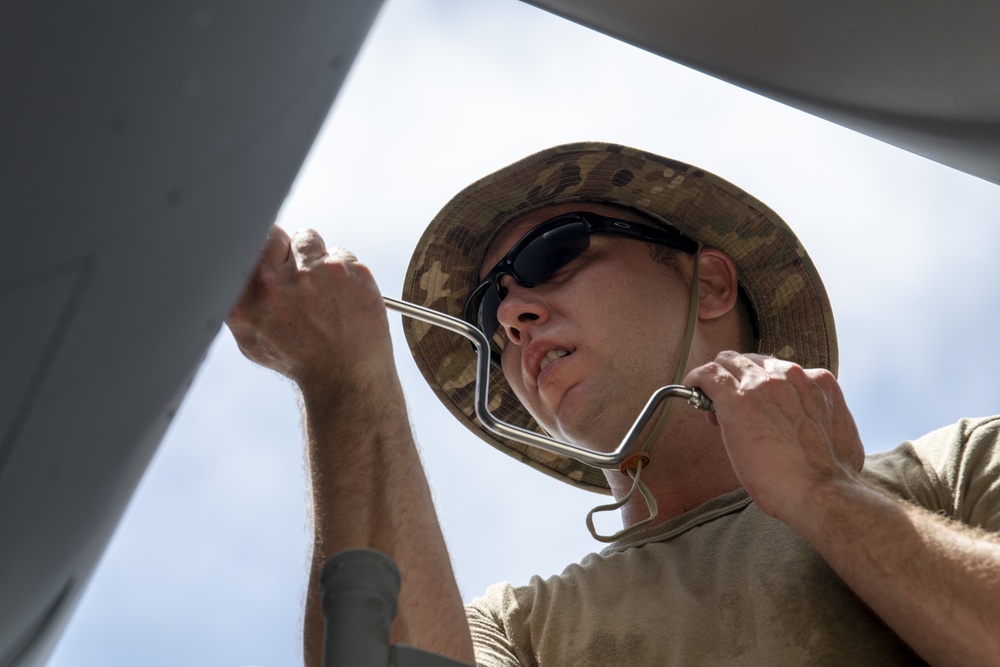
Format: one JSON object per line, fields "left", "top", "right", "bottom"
{"left": 539, "top": 349, "right": 570, "bottom": 371}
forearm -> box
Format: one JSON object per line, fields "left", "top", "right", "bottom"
{"left": 786, "top": 479, "right": 1000, "bottom": 667}
{"left": 301, "top": 371, "right": 474, "bottom": 666}
{"left": 222, "top": 229, "right": 470, "bottom": 663}
{"left": 686, "top": 354, "right": 1000, "bottom": 664}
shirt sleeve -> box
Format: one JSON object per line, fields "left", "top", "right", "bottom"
{"left": 465, "top": 582, "right": 527, "bottom": 667}
{"left": 864, "top": 416, "right": 1000, "bottom": 532}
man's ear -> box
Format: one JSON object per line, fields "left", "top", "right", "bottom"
{"left": 696, "top": 248, "right": 739, "bottom": 322}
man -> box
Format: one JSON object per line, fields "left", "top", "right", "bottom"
{"left": 227, "top": 142, "right": 1000, "bottom": 666}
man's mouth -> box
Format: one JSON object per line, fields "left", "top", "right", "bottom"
{"left": 539, "top": 349, "right": 570, "bottom": 372}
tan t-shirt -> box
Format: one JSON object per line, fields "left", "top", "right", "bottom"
{"left": 466, "top": 417, "right": 1000, "bottom": 666}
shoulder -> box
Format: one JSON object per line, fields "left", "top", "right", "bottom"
{"left": 863, "top": 416, "right": 1000, "bottom": 530}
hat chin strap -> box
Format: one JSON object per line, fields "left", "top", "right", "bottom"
{"left": 586, "top": 244, "right": 703, "bottom": 543}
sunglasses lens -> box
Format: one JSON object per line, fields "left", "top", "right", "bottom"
{"left": 472, "top": 221, "right": 590, "bottom": 353}
{"left": 477, "top": 286, "right": 501, "bottom": 338}
{"left": 510, "top": 221, "right": 589, "bottom": 283}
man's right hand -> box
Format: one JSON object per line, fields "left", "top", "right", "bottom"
{"left": 226, "top": 225, "right": 395, "bottom": 396}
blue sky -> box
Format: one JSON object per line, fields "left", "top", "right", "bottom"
{"left": 49, "top": 0, "right": 1000, "bottom": 665}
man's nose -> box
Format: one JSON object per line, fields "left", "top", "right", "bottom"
{"left": 495, "top": 280, "right": 548, "bottom": 346}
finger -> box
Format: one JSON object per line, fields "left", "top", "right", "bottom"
{"left": 229, "top": 226, "right": 291, "bottom": 318}
{"left": 260, "top": 225, "right": 293, "bottom": 269}
{"left": 709, "top": 350, "right": 765, "bottom": 378}
{"left": 291, "top": 228, "right": 328, "bottom": 268}
{"left": 684, "top": 357, "right": 737, "bottom": 398}
{"left": 326, "top": 246, "right": 358, "bottom": 263}
{"left": 741, "top": 352, "right": 779, "bottom": 367}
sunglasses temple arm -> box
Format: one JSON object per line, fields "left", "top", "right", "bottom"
{"left": 383, "top": 296, "right": 713, "bottom": 470}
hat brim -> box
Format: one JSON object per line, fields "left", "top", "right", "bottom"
{"left": 402, "top": 142, "right": 837, "bottom": 493}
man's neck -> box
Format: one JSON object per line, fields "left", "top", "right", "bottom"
{"left": 607, "top": 411, "right": 742, "bottom": 528}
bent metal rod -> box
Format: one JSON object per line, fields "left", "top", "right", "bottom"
{"left": 384, "top": 296, "right": 714, "bottom": 470}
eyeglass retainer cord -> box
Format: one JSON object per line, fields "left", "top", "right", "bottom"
{"left": 584, "top": 242, "right": 705, "bottom": 542}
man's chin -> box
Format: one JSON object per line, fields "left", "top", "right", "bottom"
{"left": 578, "top": 410, "right": 658, "bottom": 457}
{"left": 529, "top": 386, "right": 632, "bottom": 452}
{"left": 546, "top": 410, "right": 625, "bottom": 455}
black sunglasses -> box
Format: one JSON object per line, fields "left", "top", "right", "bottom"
{"left": 462, "top": 211, "right": 699, "bottom": 365}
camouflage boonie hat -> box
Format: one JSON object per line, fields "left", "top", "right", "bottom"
{"left": 402, "top": 142, "right": 837, "bottom": 494}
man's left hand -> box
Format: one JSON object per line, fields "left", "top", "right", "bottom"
{"left": 685, "top": 351, "right": 865, "bottom": 522}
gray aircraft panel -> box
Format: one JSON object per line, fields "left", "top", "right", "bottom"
{"left": 0, "top": 265, "right": 87, "bottom": 452}
{"left": 0, "top": 1, "right": 384, "bottom": 665}
{"left": 522, "top": 0, "right": 1000, "bottom": 184}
